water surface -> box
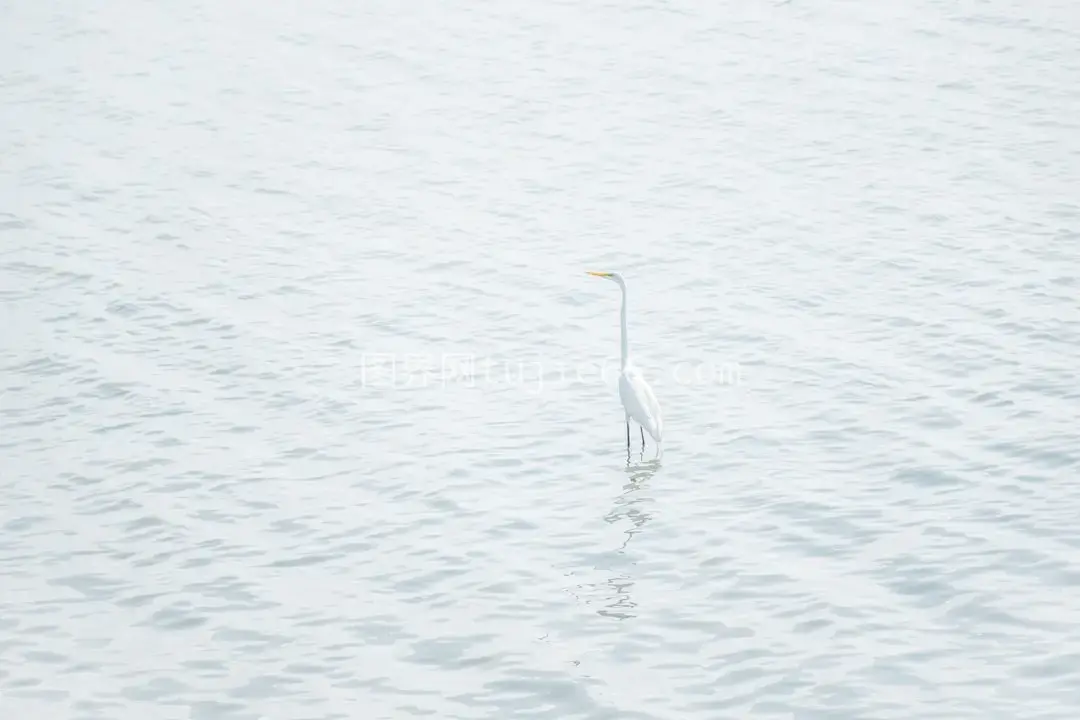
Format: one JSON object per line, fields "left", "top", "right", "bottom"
{"left": 2, "top": 0, "right": 1079, "bottom": 718}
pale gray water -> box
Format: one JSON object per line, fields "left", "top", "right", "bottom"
{"left": 2, "top": 0, "right": 1079, "bottom": 718}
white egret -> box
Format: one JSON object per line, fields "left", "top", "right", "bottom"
{"left": 586, "top": 271, "right": 664, "bottom": 457}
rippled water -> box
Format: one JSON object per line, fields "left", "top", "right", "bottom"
{"left": 3, "top": 0, "right": 1080, "bottom": 718}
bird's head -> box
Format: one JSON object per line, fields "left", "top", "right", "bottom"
{"left": 586, "top": 270, "right": 626, "bottom": 287}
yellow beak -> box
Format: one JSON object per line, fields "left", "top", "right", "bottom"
{"left": 586, "top": 271, "right": 612, "bottom": 277}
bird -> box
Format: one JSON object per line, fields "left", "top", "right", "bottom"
{"left": 586, "top": 271, "right": 664, "bottom": 459}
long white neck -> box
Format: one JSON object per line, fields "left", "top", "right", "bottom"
{"left": 619, "top": 281, "right": 629, "bottom": 370}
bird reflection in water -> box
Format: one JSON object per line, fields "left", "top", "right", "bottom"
{"left": 595, "top": 458, "right": 660, "bottom": 620}
{"left": 607, "top": 459, "right": 659, "bottom": 550}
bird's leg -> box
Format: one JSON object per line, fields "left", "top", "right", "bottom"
{"left": 625, "top": 417, "right": 630, "bottom": 453}
{"left": 640, "top": 427, "right": 645, "bottom": 453}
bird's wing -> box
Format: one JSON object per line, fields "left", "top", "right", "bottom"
{"left": 636, "top": 372, "right": 663, "bottom": 440}
{"left": 620, "top": 367, "right": 663, "bottom": 441}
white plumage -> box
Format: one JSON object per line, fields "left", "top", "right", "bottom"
{"left": 620, "top": 365, "right": 663, "bottom": 443}
{"left": 587, "top": 271, "right": 664, "bottom": 457}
